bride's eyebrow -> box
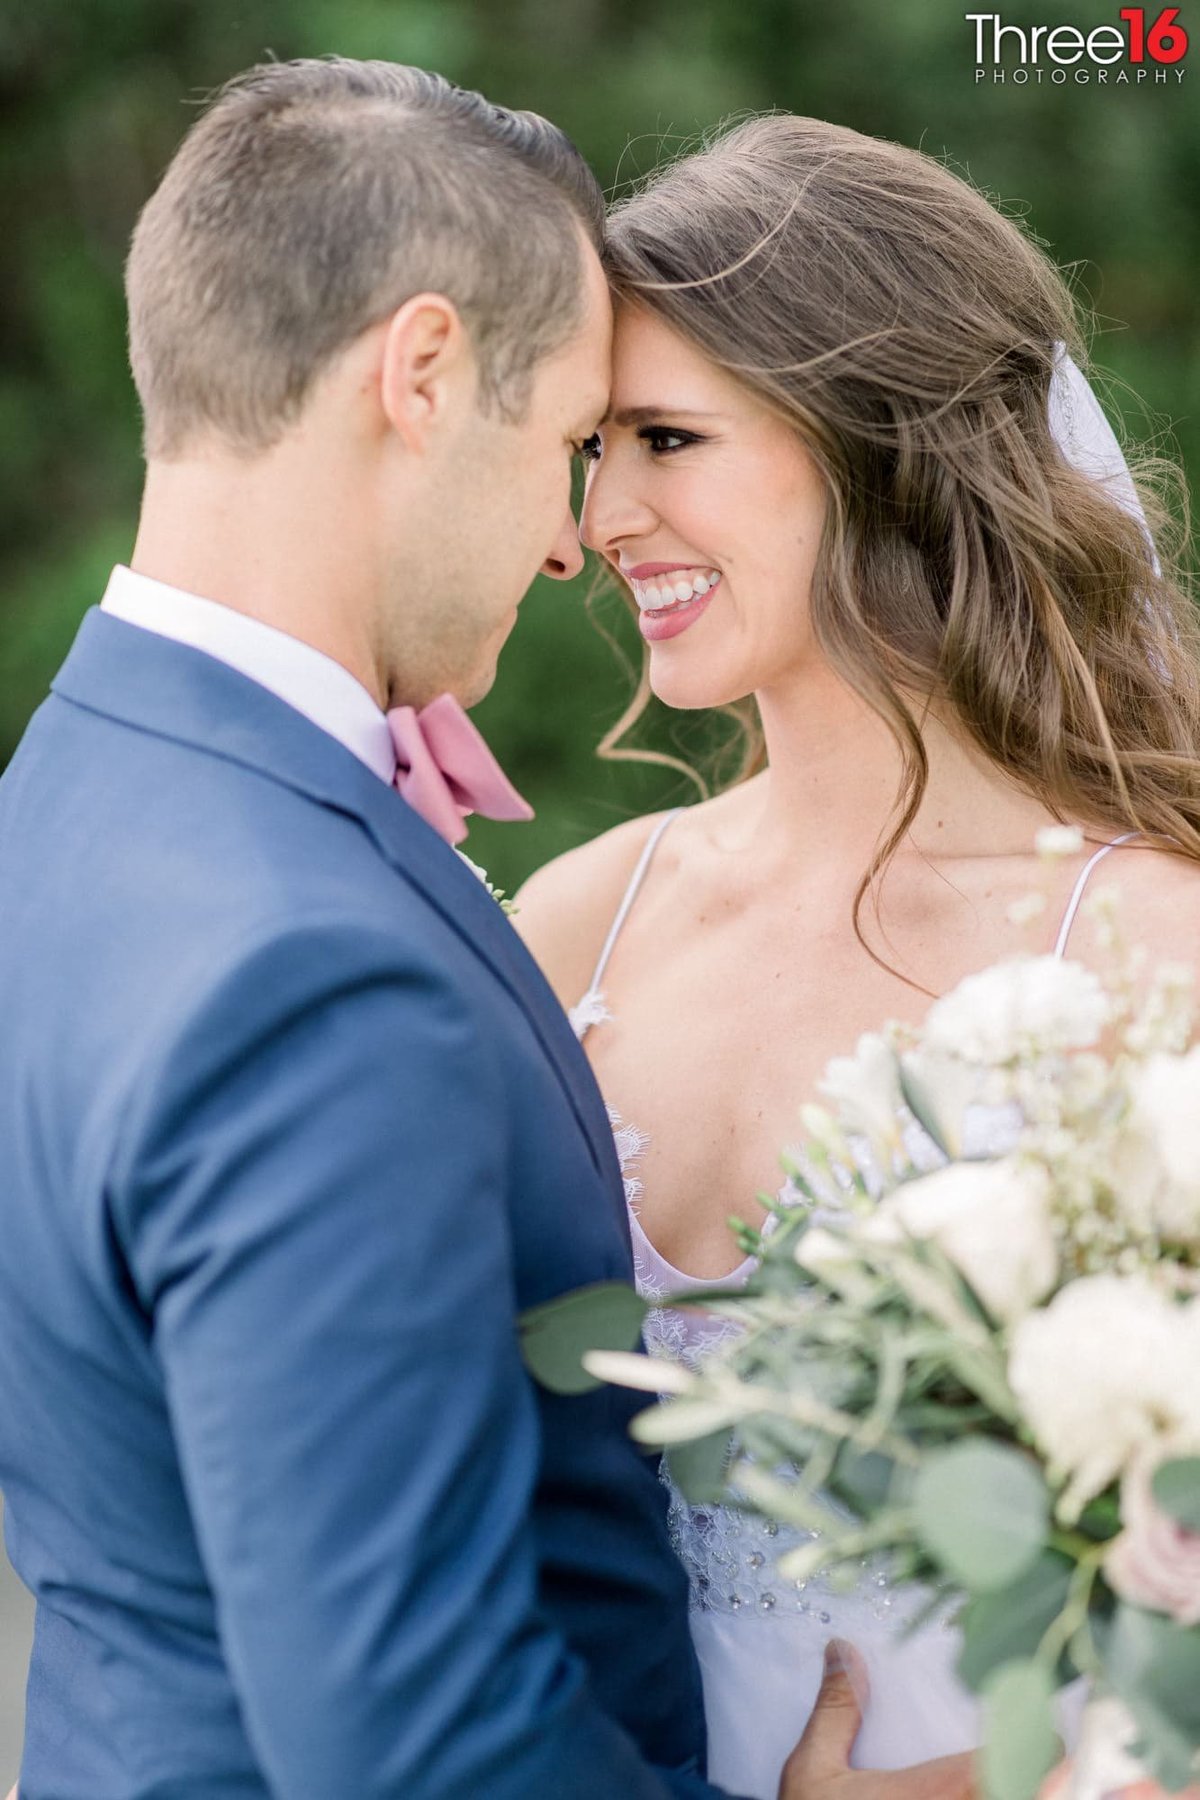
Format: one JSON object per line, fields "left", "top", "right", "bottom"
{"left": 602, "top": 405, "right": 725, "bottom": 427}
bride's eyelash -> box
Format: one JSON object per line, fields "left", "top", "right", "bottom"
{"left": 575, "top": 425, "right": 705, "bottom": 465}
{"left": 638, "top": 425, "right": 702, "bottom": 455}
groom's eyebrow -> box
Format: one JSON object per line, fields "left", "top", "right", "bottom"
{"left": 604, "top": 405, "right": 724, "bottom": 427}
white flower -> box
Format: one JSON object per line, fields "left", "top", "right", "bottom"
{"left": 1008, "top": 1275, "right": 1200, "bottom": 1518}
{"left": 456, "top": 851, "right": 516, "bottom": 915}
{"left": 1104, "top": 1121, "right": 1163, "bottom": 1238}
{"left": 1105, "top": 1448, "right": 1200, "bottom": 1626}
{"left": 923, "top": 955, "right": 1110, "bottom": 1067}
{"left": 1125, "top": 1048, "right": 1200, "bottom": 1244}
{"left": 1036, "top": 825, "right": 1085, "bottom": 859}
{"left": 794, "top": 1226, "right": 879, "bottom": 1306}
{"left": 861, "top": 1157, "right": 1058, "bottom": 1322}
{"left": 899, "top": 1047, "right": 986, "bottom": 1159}
{"left": 1069, "top": 1697, "right": 1152, "bottom": 1797}
{"left": 819, "top": 1032, "right": 904, "bottom": 1148}
{"left": 795, "top": 1226, "right": 852, "bottom": 1274}
{"left": 1006, "top": 892, "right": 1047, "bottom": 928}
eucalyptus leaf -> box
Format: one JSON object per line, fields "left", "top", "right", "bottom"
{"left": 981, "top": 1659, "right": 1060, "bottom": 1800}
{"left": 913, "top": 1440, "right": 1049, "bottom": 1593}
{"left": 518, "top": 1281, "right": 648, "bottom": 1395}
{"left": 665, "top": 1428, "right": 734, "bottom": 1504}
{"left": 1100, "top": 1603, "right": 1200, "bottom": 1791}
{"left": 831, "top": 1447, "right": 907, "bottom": 1517}
{"left": 629, "top": 1395, "right": 744, "bottom": 1446}
{"left": 898, "top": 1060, "right": 952, "bottom": 1158}
{"left": 958, "top": 1551, "right": 1074, "bottom": 1693}
{"left": 1152, "top": 1457, "right": 1200, "bottom": 1532}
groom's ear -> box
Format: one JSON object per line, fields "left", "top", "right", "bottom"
{"left": 378, "top": 293, "right": 473, "bottom": 453}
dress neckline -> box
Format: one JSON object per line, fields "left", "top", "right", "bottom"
{"left": 569, "top": 815, "right": 1139, "bottom": 1288}
{"left": 627, "top": 1202, "right": 760, "bottom": 1290}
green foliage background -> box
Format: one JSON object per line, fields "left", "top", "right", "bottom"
{"left": 2, "top": 0, "right": 1196, "bottom": 891}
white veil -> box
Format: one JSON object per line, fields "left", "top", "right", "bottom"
{"left": 1048, "top": 345, "right": 1148, "bottom": 533}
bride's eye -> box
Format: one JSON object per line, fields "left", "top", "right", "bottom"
{"left": 639, "top": 425, "right": 700, "bottom": 455}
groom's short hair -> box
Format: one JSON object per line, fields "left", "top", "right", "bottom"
{"left": 126, "top": 58, "right": 606, "bottom": 458}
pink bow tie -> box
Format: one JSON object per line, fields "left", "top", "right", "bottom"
{"left": 386, "top": 693, "right": 533, "bottom": 847}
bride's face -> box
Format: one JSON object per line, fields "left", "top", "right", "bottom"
{"left": 579, "top": 304, "right": 828, "bottom": 710}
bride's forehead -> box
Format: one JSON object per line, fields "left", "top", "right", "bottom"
{"left": 609, "top": 306, "right": 735, "bottom": 399}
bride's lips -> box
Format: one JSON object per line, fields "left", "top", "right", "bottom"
{"left": 638, "top": 586, "right": 716, "bottom": 643}
{"left": 619, "top": 562, "right": 723, "bottom": 644}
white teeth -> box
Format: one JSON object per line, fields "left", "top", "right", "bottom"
{"left": 628, "top": 568, "right": 722, "bottom": 613}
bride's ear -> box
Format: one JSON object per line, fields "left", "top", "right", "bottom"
{"left": 378, "top": 293, "right": 474, "bottom": 454}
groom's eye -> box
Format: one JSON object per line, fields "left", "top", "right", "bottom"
{"left": 575, "top": 434, "right": 602, "bottom": 463}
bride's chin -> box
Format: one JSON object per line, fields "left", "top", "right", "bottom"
{"left": 648, "top": 659, "right": 752, "bottom": 714}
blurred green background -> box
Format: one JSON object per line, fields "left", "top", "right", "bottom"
{"left": 0, "top": 0, "right": 1197, "bottom": 1777}
{"left": 1, "top": 0, "right": 1197, "bottom": 900}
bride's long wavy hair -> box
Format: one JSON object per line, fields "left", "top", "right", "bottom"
{"left": 598, "top": 115, "right": 1200, "bottom": 950}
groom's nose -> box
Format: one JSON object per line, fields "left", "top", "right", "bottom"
{"left": 540, "top": 505, "right": 586, "bottom": 583}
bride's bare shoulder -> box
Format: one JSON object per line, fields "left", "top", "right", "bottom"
{"left": 512, "top": 810, "right": 680, "bottom": 1008}
{"left": 514, "top": 777, "right": 763, "bottom": 1006}
{"left": 1068, "top": 838, "right": 1200, "bottom": 972}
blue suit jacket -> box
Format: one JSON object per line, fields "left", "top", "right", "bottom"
{"left": 0, "top": 611, "right": 737, "bottom": 1799}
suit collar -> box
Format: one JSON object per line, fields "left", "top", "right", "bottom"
{"left": 52, "top": 609, "right": 624, "bottom": 1193}
{"left": 99, "top": 564, "right": 396, "bottom": 784}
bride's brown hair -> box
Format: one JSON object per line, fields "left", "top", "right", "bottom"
{"left": 598, "top": 114, "right": 1200, "bottom": 951}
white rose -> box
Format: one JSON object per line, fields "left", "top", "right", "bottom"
{"left": 1105, "top": 1120, "right": 1163, "bottom": 1238}
{"left": 923, "top": 955, "right": 1111, "bottom": 1067}
{"left": 1125, "top": 1048, "right": 1200, "bottom": 1244}
{"left": 861, "top": 1157, "right": 1058, "bottom": 1322}
{"left": 819, "top": 1032, "right": 904, "bottom": 1149}
{"left": 1105, "top": 1448, "right": 1200, "bottom": 1626}
{"left": 1008, "top": 1276, "right": 1200, "bottom": 1518}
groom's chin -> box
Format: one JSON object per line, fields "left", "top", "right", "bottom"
{"left": 457, "top": 658, "right": 500, "bottom": 711}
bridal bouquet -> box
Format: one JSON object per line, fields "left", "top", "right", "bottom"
{"left": 533, "top": 833, "right": 1200, "bottom": 1800}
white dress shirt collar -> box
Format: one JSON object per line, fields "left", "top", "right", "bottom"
{"left": 100, "top": 565, "right": 396, "bottom": 785}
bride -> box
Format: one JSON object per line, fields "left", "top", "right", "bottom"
{"left": 514, "top": 115, "right": 1200, "bottom": 1800}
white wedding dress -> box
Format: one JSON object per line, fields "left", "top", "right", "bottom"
{"left": 570, "top": 829, "right": 1127, "bottom": 1795}
{"left": 564, "top": 347, "right": 1147, "bottom": 1800}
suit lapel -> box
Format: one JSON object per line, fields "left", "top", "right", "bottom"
{"left": 51, "top": 610, "right": 625, "bottom": 1198}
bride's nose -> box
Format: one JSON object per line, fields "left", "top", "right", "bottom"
{"left": 579, "top": 455, "right": 657, "bottom": 558}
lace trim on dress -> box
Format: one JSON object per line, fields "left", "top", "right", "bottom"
{"left": 607, "top": 1104, "right": 649, "bottom": 1217}
{"left": 568, "top": 988, "right": 612, "bottom": 1037}
{"left": 606, "top": 1104, "right": 701, "bottom": 1366}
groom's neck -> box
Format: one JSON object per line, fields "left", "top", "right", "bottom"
{"left": 130, "top": 448, "right": 388, "bottom": 708}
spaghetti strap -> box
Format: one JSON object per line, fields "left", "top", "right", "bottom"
{"left": 1053, "top": 832, "right": 1139, "bottom": 959}
{"left": 569, "top": 808, "right": 684, "bottom": 1038}
{"left": 587, "top": 808, "right": 684, "bottom": 992}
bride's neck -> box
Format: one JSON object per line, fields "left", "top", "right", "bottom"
{"left": 742, "top": 664, "right": 1060, "bottom": 869}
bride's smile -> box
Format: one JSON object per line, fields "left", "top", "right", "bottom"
{"left": 579, "top": 304, "right": 828, "bottom": 709}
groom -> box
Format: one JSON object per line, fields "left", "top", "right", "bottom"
{"left": 0, "top": 60, "right": 971, "bottom": 1799}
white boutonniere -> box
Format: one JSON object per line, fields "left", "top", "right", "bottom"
{"left": 457, "top": 851, "right": 518, "bottom": 916}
